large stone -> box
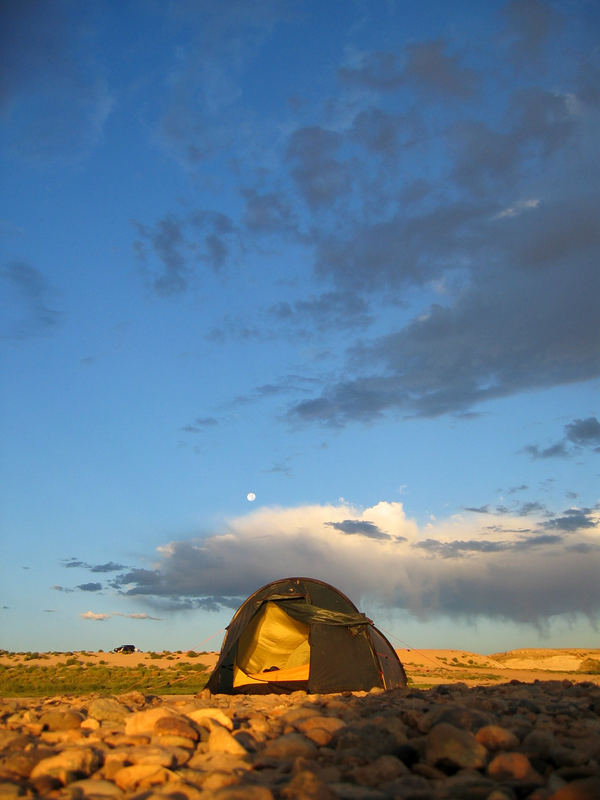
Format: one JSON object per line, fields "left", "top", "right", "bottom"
{"left": 351, "top": 754, "right": 409, "bottom": 786}
{"left": 549, "top": 777, "right": 600, "bottom": 800}
{"left": 426, "top": 723, "right": 487, "bottom": 771}
{"left": 262, "top": 732, "right": 317, "bottom": 760}
{"left": 124, "top": 707, "right": 176, "bottom": 736}
{"left": 487, "top": 751, "right": 543, "bottom": 783}
{"left": 421, "top": 705, "right": 494, "bottom": 733}
{"left": 185, "top": 708, "right": 234, "bottom": 730}
{"left": 475, "top": 725, "right": 520, "bottom": 752}
{"left": 281, "top": 769, "right": 338, "bottom": 800}
{"left": 295, "top": 715, "right": 346, "bottom": 746}
{"left": 202, "top": 786, "right": 274, "bottom": 799}
{"left": 87, "top": 698, "right": 130, "bottom": 724}
{"left": 334, "top": 723, "right": 399, "bottom": 760}
{"left": 153, "top": 715, "right": 199, "bottom": 743}
{"left": 208, "top": 725, "right": 248, "bottom": 756}
{"left": 113, "top": 763, "right": 180, "bottom": 791}
{"left": 30, "top": 746, "right": 102, "bottom": 784}
{"left": 39, "top": 710, "right": 84, "bottom": 731}
{"left": 63, "top": 777, "right": 124, "bottom": 797}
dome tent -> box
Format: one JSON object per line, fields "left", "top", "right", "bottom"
{"left": 206, "top": 577, "right": 407, "bottom": 694}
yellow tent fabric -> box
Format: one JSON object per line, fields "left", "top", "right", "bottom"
{"left": 233, "top": 601, "right": 310, "bottom": 688}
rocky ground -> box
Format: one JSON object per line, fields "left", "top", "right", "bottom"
{"left": 1, "top": 679, "right": 600, "bottom": 800}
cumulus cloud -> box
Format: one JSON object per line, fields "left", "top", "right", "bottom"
{"left": 109, "top": 500, "right": 600, "bottom": 626}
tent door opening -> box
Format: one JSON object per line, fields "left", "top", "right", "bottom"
{"left": 233, "top": 601, "right": 310, "bottom": 687}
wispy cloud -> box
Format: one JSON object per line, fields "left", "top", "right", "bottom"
{"left": 81, "top": 611, "right": 110, "bottom": 621}
{"left": 1, "top": 261, "right": 61, "bottom": 340}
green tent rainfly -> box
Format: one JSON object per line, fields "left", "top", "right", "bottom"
{"left": 206, "top": 577, "right": 408, "bottom": 694}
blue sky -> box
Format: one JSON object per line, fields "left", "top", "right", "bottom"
{"left": 1, "top": 0, "right": 599, "bottom": 655}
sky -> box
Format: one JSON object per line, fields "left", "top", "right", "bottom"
{"left": 1, "top": 0, "right": 599, "bottom": 656}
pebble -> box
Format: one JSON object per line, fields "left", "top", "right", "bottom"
{"left": 0, "top": 679, "right": 599, "bottom": 798}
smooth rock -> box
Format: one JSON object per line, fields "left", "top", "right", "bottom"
{"left": 280, "top": 769, "right": 338, "bottom": 799}
{"left": 185, "top": 708, "right": 233, "bottom": 731}
{"left": 114, "top": 763, "right": 180, "bottom": 791}
{"left": 39, "top": 710, "right": 84, "bottom": 731}
{"left": 29, "top": 746, "right": 102, "bottom": 784}
{"left": 64, "top": 777, "right": 124, "bottom": 797}
{"left": 153, "top": 715, "right": 199, "bottom": 742}
{"left": 352, "top": 754, "right": 408, "bottom": 786}
{"left": 426, "top": 722, "right": 487, "bottom": 771}
{"left": 124, "top": 707, "right": 176, "bottom": 736}
{"left": 475, "top": 724, "right": 520, "bottom": 751}
{"left": 262, "top": 732, "right": 317, "bottom": 760}
{"left": 87, "top": 698, "right": 130, "bottom": 724}
{"left": 549, "top": 777, "right": 600, "bottom": 800}
{"left": 487, "top": 751, "right": 543, "bottom": 783}
{"left": 207, "top": 725, "right": 248, "bottom": 756}
{"left": 202, "top": 786, "right": 274, "bottom": 799}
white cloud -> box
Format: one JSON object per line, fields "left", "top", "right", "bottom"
{"left": 119, "top": 501, "right": 600, "bottom": 626}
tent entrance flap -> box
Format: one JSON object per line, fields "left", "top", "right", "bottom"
{"left": 234, "top": 601, "right": 310, "bottom": 687}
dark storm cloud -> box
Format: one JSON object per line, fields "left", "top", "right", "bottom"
{"left": 132, "top": 2, "right": 597, "bottom": 430}
{"left": 565, "top": 417, "right": 600, "bottom": 450}
{"left": 325, "top": 520, "right": 391, "bottom": 540}
{"left": 290, "top": 254, "right": 599, "bottom": 423}
{"left": 1, "top": 261, "right": 61, "bottom": 340}
{"left": 524, "top": 416, "right": 600, "bottom": 459}
{"left": 76, "top": 582, "right": 102, "bottom": 592}
{"left": 0, "top": 1, "right": 112, "bottom": 161}
{"left": 543, "top": 507, "right": 598, "bottom": 532}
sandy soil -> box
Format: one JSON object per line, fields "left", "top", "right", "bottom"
{"left": 2, "top": 647, "right": 599, "bottom": 687}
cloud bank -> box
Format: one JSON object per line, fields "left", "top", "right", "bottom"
{"left": 107, "top": 500, "right": 599, "bottom": 628}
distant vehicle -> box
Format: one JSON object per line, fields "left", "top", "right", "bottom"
{"left": 113, "top": 644, "right": 137, "bottom": 653}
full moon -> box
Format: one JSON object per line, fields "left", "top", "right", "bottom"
{"left": 246, "top": 492, "right": 256, "bottom": 502}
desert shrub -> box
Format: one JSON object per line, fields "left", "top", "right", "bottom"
{"left": 65, "top": 657, "right": 81, "bottom": 666}
{"left": 148, "top": 652, "right": 162, "bottom": 659}
{"left": 579, "top": 658, "right": 600, "bottom": 674}
{"left": 186, "top": 650, "right": 199, "bottom": 658}
{"left": 24, "top": 652, "right": 41, "bottom": 660}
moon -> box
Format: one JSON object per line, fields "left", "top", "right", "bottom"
{"left": 246, "top": 492, "right": 256, "bottom": 502}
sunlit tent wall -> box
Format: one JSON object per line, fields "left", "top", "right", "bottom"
{"left": 206, "top": 577, "right": 407, "bottom": 694}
